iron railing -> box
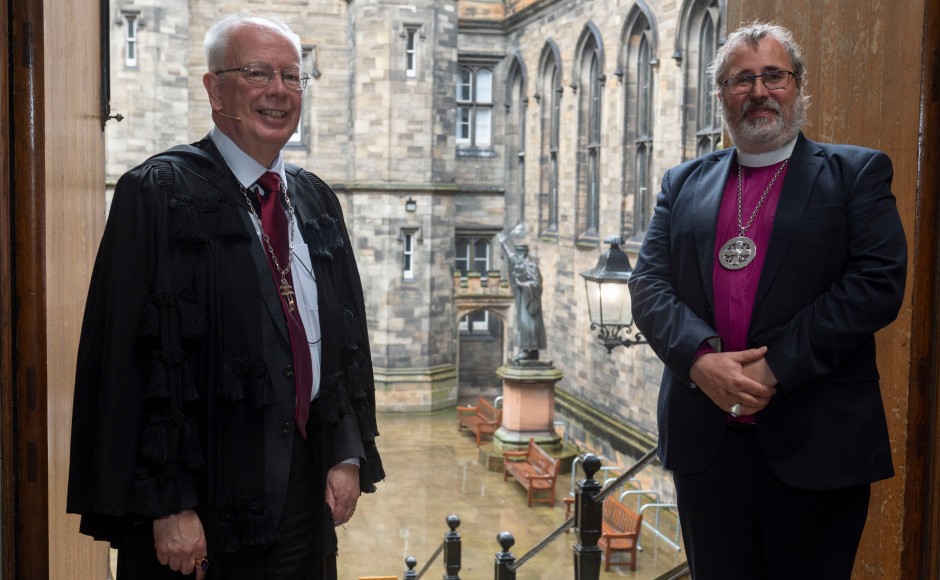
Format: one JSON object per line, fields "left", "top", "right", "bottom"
{"left": 402, "top": 446, "right": 689, "bottom": 579}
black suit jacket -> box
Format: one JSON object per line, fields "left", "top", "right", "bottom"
{"left": 629, "top": 134, "right": 907, "bottom": 490}
{"left": 233, "top": 153, "right": 365, "bottom": 529}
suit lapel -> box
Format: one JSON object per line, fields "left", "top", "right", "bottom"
{"left": 238, "top": 208, "right": 292, "bottom": 345}
{"left": 693, "top": 152, "right": 735, "bottom": 309}
{"left": 752, "top": 135, "right": 824, "bottom": 314}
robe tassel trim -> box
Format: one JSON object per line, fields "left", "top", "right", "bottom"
{"left": 137, "top": 289, "right": 209, "bottom": 341}
{"left": 301, "top": 214, "right": 345, "bottom": 261}
{"left": 216, "top": 496, "right": 278, "bottom": 554}
{"left": 340, "top": 306, "right": 362, "bottom": 351}
{"left": 146, "top": 349, "right": 198, "bottom": 403}
{"left": 312, "top": 371, "right": 350, "bottom": 424}
{"left": 159, "top": 157, "right": 254, "bottom": 246}
{"left": 220, "top": 358, "right": 274, "bottom": 408}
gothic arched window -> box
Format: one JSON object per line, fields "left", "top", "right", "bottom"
{"left": 574, "top": 24, "right": 606, "bottom": 242}
{"left": 675, "top": 0, "right": 725, "bottom": 160}
{"left": 620, "top": 6, "right": 657, "bottom": 240}
{"left": 506, "top": 55, "right": 528, "bottom": 235}
{"left": 537, "top": 42, "right": 562, "bottom": 238}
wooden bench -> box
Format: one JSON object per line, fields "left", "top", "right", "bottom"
{"left": 599, "top": 497, "right": 643, "bottom": 571}
{"left": 562, "top": 495, "right": 643, "bottom": 571}
{"left": 456, "top": 396, "right": 502, "bottom": 446}
{"left": 502, "top": 439, "right": 560, "bottom": 507}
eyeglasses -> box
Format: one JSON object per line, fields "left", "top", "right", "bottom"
{"left": 721, "top": 70, "right": 796, "bottom": 95}
{"left": 215, "top": 64, "right": 310, "bottom": 91}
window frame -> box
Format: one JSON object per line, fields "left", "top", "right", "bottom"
{"left": 405, "top": 26, "right": 418, "bottom": 78}
{"left": 454, "top": 234, "right": 493, "bottom": 279}
{"left": 676, "top": 0, "right": 724, "bottom": 160}
{"left": 399, "top": 227, "right": 421, "bottom": 280}
{"left": 122, "top": 11, "right": 140, "bottom": 68}
{"left": 402, "top": 230, "right": 415, "bottom": 279}
{"left": 506, "top": 56, "right": 528, "bottom": 235}
{"left": 455, "top": 233, "right": 493, "bottom": 333}
{"left": 456, "top": 59, "right": 498, "bottom": 148}
{"left": 620, "top": 15, "right": 657, "bottom": 242}
{"left": 695, "top": 12, "right": 722, "bottom": 156}
{"left": 574, "top": 25, "right": 605, "bottom": 243}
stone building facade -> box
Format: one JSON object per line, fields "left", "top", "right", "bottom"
{"left": 105, "top": 0, "right": 726, "bottom": 469}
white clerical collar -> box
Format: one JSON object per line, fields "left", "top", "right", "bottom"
{"left": 208, "top": 126, "right": 286, "bottom": 191}
{"left": 736, "top": 136, "right": 798, "bottom": 168}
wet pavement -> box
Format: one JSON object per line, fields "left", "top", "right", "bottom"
{"left": 338, "top": 410, "right": 685, "bottom": 579}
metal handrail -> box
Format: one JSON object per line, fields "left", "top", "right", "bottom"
{"left": 568, "top": 455, "right": 585, "bottom": 496}
{"left": 620, "top": 488, "right": 659, "bottom": 508}
{"left": 594, "top": 447, "right": 658, "bottom": 503}
{"left": 568, "top": 456, "right": 617, "bottom": 496}
{"left": 508, "top": 515, "right": 575, "bottom": 570}
{"left": 638, "top": 503, "right": 682, "bottom": 552}
{"left": 414, "top": 541, "right": 444, "bottom": 579}
{"left": 508, "top": 446, "right": 659, "bottom": 572}
{"left": 406, "top": 446, "right": 670, "bottom": 579}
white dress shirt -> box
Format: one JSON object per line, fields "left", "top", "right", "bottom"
{"left": 209, "top": 127, "right": 322, "bottom": 401}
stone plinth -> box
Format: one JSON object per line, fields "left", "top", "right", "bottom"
{"left": 494, "top": 361, "right": 564, "bottom": 451}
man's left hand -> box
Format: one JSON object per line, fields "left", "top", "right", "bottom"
{"left": 326, "top": 463, "right": 360, "bottom": 526}
{"left": 743, "top": 357, "right": 778, "bottom": 387}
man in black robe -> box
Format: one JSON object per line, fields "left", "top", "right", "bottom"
{"left": 67, "top": 15, "right": 383, "bottom": 579}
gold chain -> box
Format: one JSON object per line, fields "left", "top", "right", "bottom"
{"left": 240, "top": 181, "right": 296, "bottom": 284}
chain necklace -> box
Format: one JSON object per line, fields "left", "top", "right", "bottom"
{"left": 718, "top": 159, "right": 789, "bottom": 270}
{"left": 240, "top": 181, "right": 298, "bottom": 311}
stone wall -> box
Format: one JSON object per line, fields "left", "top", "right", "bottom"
{"left": 105, "top": 0, "right": 720, "bottom": 439}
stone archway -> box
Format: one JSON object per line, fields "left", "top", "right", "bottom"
{"left": 453, "top": 272, "right": 514, "bottom": 404}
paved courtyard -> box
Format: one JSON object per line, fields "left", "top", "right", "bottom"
{"left": 338, "top": 410, "right": 685, "bottom": 579}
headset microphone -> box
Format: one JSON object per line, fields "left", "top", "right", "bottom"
{"left": 215, "top": 110, "right": 242, "bottom": 122}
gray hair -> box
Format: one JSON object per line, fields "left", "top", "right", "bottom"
{"left": 708, "top": 22, "right": 808, "bottom": 96}
{"left": 204, "top": 15, "right": 302, "bottom": 72}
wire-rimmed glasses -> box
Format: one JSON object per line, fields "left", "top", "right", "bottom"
{"left": 215, "top": 64, "right": 310, "bottom": 91}
{"left": 721, "top": 70, "right": 796, "bottom": 95}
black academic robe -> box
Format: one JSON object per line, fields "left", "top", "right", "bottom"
{"left": 66, "top": 137, "right": 384, "bottom": 577}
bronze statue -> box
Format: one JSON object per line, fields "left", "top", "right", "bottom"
{"left": 499, "top": 234, "right": 547, "bottom": 362}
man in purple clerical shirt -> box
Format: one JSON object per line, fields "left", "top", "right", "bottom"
{"left": 629, "top": 22, "right": 907, "bottom": 579}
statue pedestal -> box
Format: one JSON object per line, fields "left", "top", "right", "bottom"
{"left": 494, "top": 361, "right": 564, "bottom": 452}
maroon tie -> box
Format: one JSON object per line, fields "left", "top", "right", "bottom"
{"left": 256, "top": 172, "right": 312, "bottom": 439}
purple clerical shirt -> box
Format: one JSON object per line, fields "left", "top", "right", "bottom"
{"left": 712, "top": 159, "right": 790, "bottom": 353}
{"left": 707, "top": 144, "right": 795, "bottom": 420}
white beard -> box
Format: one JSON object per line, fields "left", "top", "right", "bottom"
{"left": 723, "top": 96, "right": 805, "bottom": 154}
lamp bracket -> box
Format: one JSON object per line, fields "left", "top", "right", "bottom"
{"left": 590, "top": 322, "right": 647, "bottom": 353}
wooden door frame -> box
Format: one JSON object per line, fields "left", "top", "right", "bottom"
{"left": 3, "top": 0, "right": 50, "bottom": 578}
{"left": 1, "top": 0, "right": 13, "bottom": 573}
{"left": 912, "top": 1, "right": 940, "bottom": 574}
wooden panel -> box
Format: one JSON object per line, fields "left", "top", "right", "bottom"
{"left": 0, "top": 0, "right": 12, "bottom": 577}
{"left": 909, "top": 2, "right": 940, "bottom": 577}
{"left": 728, "top": 2, "right": 932, "bottom": 579}
{"left": 11, "top": 0, "right": 51, "bottom": 576}
{"left": 43, "top": 0, "right": 109, "bottom": 576}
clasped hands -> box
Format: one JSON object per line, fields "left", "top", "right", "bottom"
{"left": 152, "top": 463, "right": 360, "bottom": 574}
{"left": 690, "top": 346, "right": 778, "bottom": 416}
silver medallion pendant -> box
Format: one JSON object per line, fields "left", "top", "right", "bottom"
{"left": 719, "top": 236, "right": 757, "bottom": 270}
